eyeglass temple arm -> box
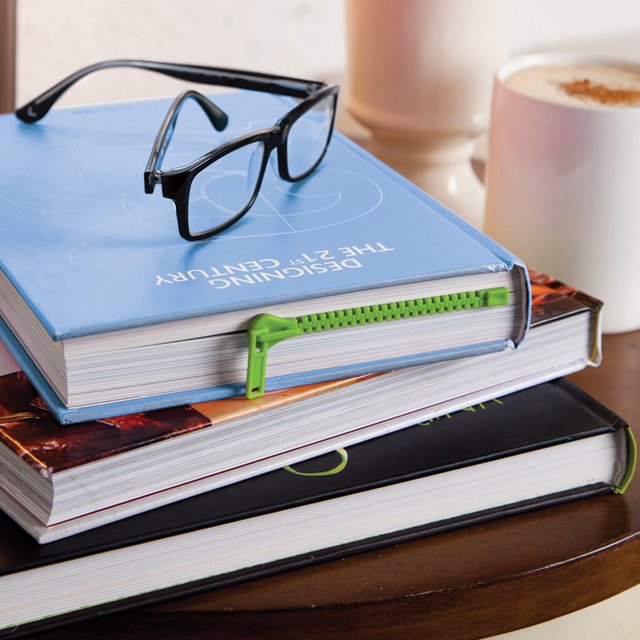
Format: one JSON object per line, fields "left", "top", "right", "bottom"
{"left": 15, "top": 59, "right": 323, "bottom": 124}
{"left": 144, "top": 89, "right": 228, "bottom": 194}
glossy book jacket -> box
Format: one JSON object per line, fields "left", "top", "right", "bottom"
{"left": 0, "top": 374, "right": 366, "bottom": 476}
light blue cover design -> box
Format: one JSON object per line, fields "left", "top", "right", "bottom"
{"left": 0, "top": 92, "right": 526, "bottom": 339}
{"left": 0, "top": 92, "right": 530, "bottom": 422}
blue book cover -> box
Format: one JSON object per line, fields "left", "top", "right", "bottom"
{"left": 0, "top": 92, "right": 530, "bottom": 422}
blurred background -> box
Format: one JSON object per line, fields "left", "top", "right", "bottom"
{"left": 11, "top": 0, "right": 640, "bottom": 108}
{"left": 5, "top": 0, "right": 640, "bottom": 180}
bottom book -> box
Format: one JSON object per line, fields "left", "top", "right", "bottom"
{"left": 0, "top": 379, "right": 635, "bottom": 638}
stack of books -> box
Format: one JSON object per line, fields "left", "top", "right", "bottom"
{"left": 0, "top": 91, "right": 634, "bottom": 637}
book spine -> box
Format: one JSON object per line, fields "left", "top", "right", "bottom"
{"left": 615, "top": 426, "right": 637, "bottom": 494}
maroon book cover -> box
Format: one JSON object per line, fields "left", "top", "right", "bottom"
{"left": 0, "top": 372, "right": 368, "bottom": 477}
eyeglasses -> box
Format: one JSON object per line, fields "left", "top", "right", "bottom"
{"left": 16, "top": 59, "right": 339, "bottom": 241}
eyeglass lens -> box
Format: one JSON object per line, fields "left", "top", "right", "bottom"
{"left": 286, "top": 94, "right": 335, "bottom": 179}
{"left": 187, "top": 140, "right": 266, "bottom": 237}
{"left": 185, "top": 93, "right": 335, "bottom": 238}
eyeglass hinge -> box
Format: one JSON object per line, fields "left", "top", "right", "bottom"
{"left": 144, "top": 170, "right": 163, "bottom": 194}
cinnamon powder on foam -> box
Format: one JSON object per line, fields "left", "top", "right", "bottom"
{"left": 557, "top": 78, "right": 640, "bottom": 107}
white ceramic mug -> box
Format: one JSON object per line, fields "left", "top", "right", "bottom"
{"left": 484, "top": 53, "right": 640, "bottom": 334}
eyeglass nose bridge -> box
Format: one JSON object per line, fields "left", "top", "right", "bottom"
{"left": 264, "top": 123, "right": 291, "bottom": 181}
{"left": 269, "top": 122, "right": 301, "bottom": 182}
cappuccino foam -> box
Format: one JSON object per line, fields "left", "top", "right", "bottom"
{"left": 505, "top": 64, "right": 640, "bottom": 108}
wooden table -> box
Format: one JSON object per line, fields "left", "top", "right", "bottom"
{"left": 47, "top": 331, "right": 639, "bottom": 640}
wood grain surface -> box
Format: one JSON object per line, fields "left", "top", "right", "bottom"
{"left": 37, "top": 332, "right": 640, "bottom": 640}
{"left": 0, "top": 0, "right": 16, "bottom": 114}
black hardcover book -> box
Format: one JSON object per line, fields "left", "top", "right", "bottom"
{"left": 0, "top": 379, "right": 635, "bottom": 637}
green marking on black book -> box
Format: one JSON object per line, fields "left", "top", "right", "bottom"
{"left": 245, "top": 286, "right": 510, "bottom": 399}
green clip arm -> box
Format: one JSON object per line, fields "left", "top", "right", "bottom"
{"left": 479, "top": 287, "right": 510, "bottom": 307}
{"left": 246, "top": 314, "right": 301, "bottom": 399}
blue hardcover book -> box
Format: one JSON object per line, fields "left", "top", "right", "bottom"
{"left": 0, "top": 92, "right": 530, "bottom": 423}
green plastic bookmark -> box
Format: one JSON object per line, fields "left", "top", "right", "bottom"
{"left": 245, "top": 286, "right": 510, "bottom": 399}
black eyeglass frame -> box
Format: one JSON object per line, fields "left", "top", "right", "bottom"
{"left": 147, "top": 83, "right": 338, "bottom": 241}
{"left": 15, "top": 59, "right": 339, "bottom": 241}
